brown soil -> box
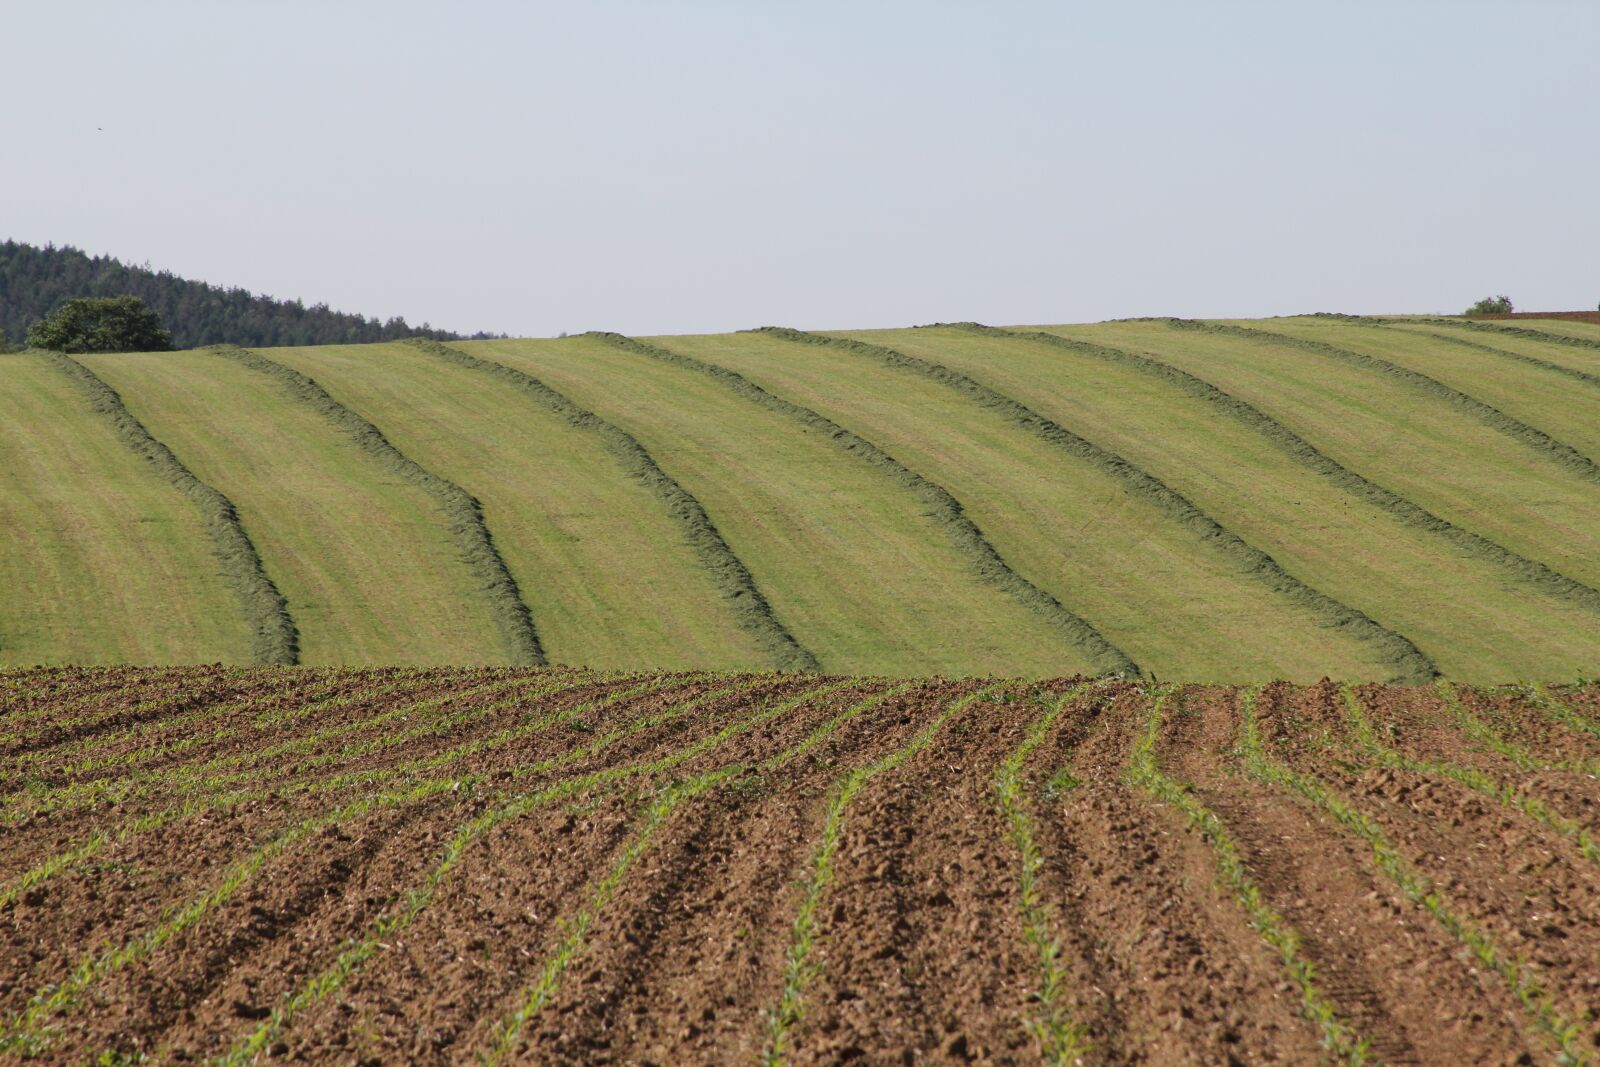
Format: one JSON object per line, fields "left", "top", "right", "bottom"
{"left": 2, "top": 669, "right": 1597, "bottom": 1065}
{"left": 1473, "top": 311, "right": 1600, "bottom": 324}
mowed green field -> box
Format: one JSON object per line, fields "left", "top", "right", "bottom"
{"left": 3, "top": 315, "right": 1598, "bottom": 681}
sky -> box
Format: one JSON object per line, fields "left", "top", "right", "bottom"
{"left": 5, "top": 1, "right": 1597, "bottom": 337}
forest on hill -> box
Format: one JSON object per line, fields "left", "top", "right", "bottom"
{"left": 0, "top": 240, "right": 500, "bottom": 349}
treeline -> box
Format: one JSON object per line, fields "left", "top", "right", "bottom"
{"left": 0, "top": 240, "right": 502, "bottom": 348}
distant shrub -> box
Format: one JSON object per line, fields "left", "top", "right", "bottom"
{"left": 1464, "top": 295, "right": 1514, "bottom": 316}
{"left": 27, "top": 296, "right": 174, "bottom": 352}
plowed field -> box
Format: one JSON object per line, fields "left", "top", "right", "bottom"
{"left": 3, "top": 668, "right": 1598, "bottom": 1065}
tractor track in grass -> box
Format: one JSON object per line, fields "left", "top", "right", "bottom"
{"left": 404, "top": 338, "right": 818, "bottom": 673}
{"left": 6, "top": 669, "right": 1599, "bottom": 1065}
{"left": 585, "top": 331, "right": 1138, "bottom": 678}
{"left": 758, "top": 326, "right": 1436, "bottom": 684}
{"left": 967, "top": 323, "right": 1600, "bottom": 621}
{"left": 1167, "top": 319, "right": 1600, "bottom": 487}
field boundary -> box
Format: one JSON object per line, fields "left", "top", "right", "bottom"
{"left": 403, "top": 339, "right": 819, "bottom": 672}
{"left": 37, "top": 351, "right": 297, "bottom": 664}
{"left": 1166, "top": 320, "right": 1600, "bottom": 485}
{"left": 758, "top": 327, "right": 1436, "bottom": 684}
{"left": 211, "top": 345, "right": 543, "bottom": 666}
{"left": 978, "top": 325, "right": 1600, "bottom": 617}
{"left": 585, "top": 331, "right": 1138, "bottom": 676}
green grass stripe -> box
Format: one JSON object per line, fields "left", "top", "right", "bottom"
{"left": 404, "top": 338, "right": 819, "bottom": 672}
{"left": 762, "top": 683, "right": 998, "bottom": 1066}
{"left": 484, "top": 680, "right": 911, "bottom": 1066}
{"left": 211, "top": 679, "right": 860, "bottom": 1066}
{"left": 1170, "top": 320, "right": 1600, "bottom": 486}
{"left": 1392, "top": 326, "right": 1600, "bottom": 394}
{"left": 40, "top": 352, "right": 296, "bottom": 664}
{"left": 1365, "top": 315, "right": 1600, "bottom": 354}
{"left": 588, "top": 331, "right": 1137, "bottom": 677}
{"left": 1238, "top": 687, "right": 1591, "bottom": 1066}
{"left": 975, "top": 324, "right": 1600, "bottom": 619}
{"left": 1126, "top": 686, "right": 1371, "bottom": 1064}
{"left": 0, "top": 673, "right": 700, "bottom": 914}
{"left": 760, "top": 325, "right": 1435, "bottom": 684}
{"left": 993, "top": 683, "right": 1096, "bottom": 1065}
{"left": 210, "top": 344, "right": 543, "bottom": 666}
{"left": 1341, "top": 686, "right": 1600, "bottom": 867}
{"left": 1435, "top": 681, "right": 1600, "bottom": 777}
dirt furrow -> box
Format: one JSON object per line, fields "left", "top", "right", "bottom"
{"left": 1170, "top": 686, "right": 1531, "bottom": 1065}
{"left": 186, "top": 679, "right": 857, "bottom": 1065}
{"left": 1025, "top": 685, "right": 1329, "bottom": 1064}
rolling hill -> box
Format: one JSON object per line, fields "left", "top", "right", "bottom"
{"left": 4, "top": 315, "right": 1599, "bottom": 681}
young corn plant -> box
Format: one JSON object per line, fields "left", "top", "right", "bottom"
{"left": 1125, "top": 686, "right": 1371, "bottom": 1065}
{"left": 216, "top": 680, "right": 866, "bottom": 1066}
{"left": 1240, "top": 687, "right": 1592, "bottom": 1067}
{"left": 1343, "top": 685, "right": 1600, "bottom": 867}
{"left": 1436, "top": 681, "right": 1600, "bottom": 777}
{"left": 761, "top": 685, "right": 1000, "bottom": 1067}
{"left": 993, "top": 683, "right": 1095, "bottom": 1065}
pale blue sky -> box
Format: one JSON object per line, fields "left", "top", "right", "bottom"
{"left": 5, "top": 1, "right": 1596, "bottom": 336}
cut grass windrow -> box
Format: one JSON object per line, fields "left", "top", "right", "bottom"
{"left": 759, "top": 326, "right": 1434, "bottom": 684}
{"left": 212, "top": 679, "right": 862, "bottom": 1066}
{"left": 484, "top": 680, "right": 914, "bottom": 1067}
{"left": 993, "top": 682, "right": 1097, "bottom": 1065}
{"left": 39, "top": 352, "right": 296, "bottom": 664}
{"left": 1340, "top": 685, "right": 1600, "bottom": 868}
{"left": 1238, "top": 687, "right": 1592, "bottom": 1066}
{"left": 588, "top": 331, "right": 1137, "bottom": 677}
{"left": 1361, "top": 315, "right": 1600, "bottom": 354}
{"left": 1167, "top": 320, "right": 1600, "bottom": 487}
{"left": 0, "top": 677, "right": 819, "bottom": 1057}
{"left": 1388, "top": 327, "right": 1600, "bottom": 394}
{"left": 1126, "top": 686, "right": 1371, "bottom": 1064}
{"left": 761, "top": 683, "right": 999, "bottom": 1067}
{"left": 0, "top": 674, "right": 701, "bottom": 911}
{"left": 210, "top": 345, "right": 543, "bottom": 666}
{"left": 404, "top": 338, "right": 819, "bottom": 672}
{"left": 969, "top": 324, "right": 1600, "bottom": 619}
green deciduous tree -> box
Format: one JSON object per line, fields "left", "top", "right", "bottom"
{"left": 1464, "top": 294, "right": 1514, "bottom": 315}
{"left": 25, "top": 296, "right": 174, "bottom": 352}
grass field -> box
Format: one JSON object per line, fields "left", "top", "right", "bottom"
{"left": 3, "top": 667, "right": 1598, "bottom": 1064}
{"left": 4, "top": 316, "right": 1598, "bottom": 680}
{"left": 0, "top": 356, "right": 247, "bottom": 663}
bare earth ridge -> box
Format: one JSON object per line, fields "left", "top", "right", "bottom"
{"left": 2, "top": 668, "right": 1598, "bottom": 1065}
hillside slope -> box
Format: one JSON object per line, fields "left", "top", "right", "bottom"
{"left": 3, "top": 316, "right": 1598, "bottom": 680}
